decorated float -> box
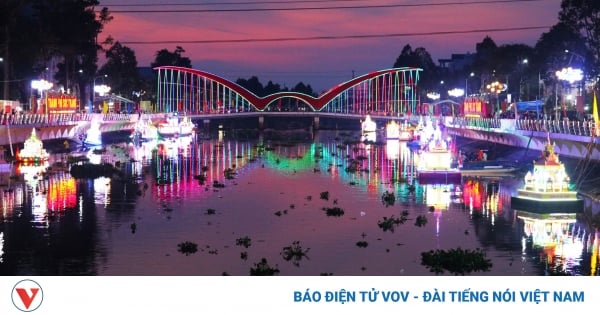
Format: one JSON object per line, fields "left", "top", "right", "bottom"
{"left": 510, "top": 136, "right": 583, "bottom": 212}
{"left": 16, "top": 129, "right": 50, "bottom": 164}
{"left": 132, "top": 116, "right": 159, "bottom": 142}
{"left": 157, "top": 114, "right": 195, "bottom": 138}
{"left": 417, "top": 128, "right": 460, "bottom": 183}
{"left": 361, "top": 115, "right": 377, "bottom": 142}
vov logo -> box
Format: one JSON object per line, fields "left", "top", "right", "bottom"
{"left": 11, "top": 279, "right": 44, "bottom": 312}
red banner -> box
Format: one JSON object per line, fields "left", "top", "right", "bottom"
{"left": 463, "top": 97, "right": 487, "bottom": 117}
{"left": 46, "top": 93, "right": 78, "bottom": 113}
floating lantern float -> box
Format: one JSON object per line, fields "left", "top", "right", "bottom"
{"left": 510, "top": 135, "right": 583, "bottom": 213}
{"left": 16, "top": 129, "right": 49, "bottom": 164}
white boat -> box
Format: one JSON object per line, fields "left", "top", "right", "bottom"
{"left": 157, "top": 115, "right": 195, "bottom": 138}
{"left": 132, "top": 117, "right": 159, "bottom": 141}
{"left": 459, "top": 160, "right": 519, "bottom": 177}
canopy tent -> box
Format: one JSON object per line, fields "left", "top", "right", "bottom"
{"left": 97, "top": 94, "right": 136, "bottom": 113}
{"left": 515, "top": 100, "right": 542, "bottom": 112}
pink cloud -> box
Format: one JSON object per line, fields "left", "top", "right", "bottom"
{"left": 100, "top": 0, "right": 560, "bottom": 91}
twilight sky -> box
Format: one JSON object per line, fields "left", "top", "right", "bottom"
{"left": 99, "top": 0, "right": 562, "bottom": 92}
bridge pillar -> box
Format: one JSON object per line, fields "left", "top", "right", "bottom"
{"left": 203, "top": 119, "right": 210, "bottom": 130}
{"left": 313, "top": 116, "right": 320, "bottom": 130}
{"left": 258, "top": 116, "right": 265, "bottom": 130}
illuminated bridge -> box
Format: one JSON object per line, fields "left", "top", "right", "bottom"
{"left": 0, "top": 66, "right": 598, "bottom": 161}
{"left": 155, "top": 66, "right": 422, "bottom": 115}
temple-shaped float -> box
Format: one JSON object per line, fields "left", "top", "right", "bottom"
{"left": 16, "top": 129, "right": 50, "bottom": 164}
{"left": 510, "top": 136, "right": 583, "bottom": 213}
{"left": 417, "top": 127, "right": 460, "bottom": 183}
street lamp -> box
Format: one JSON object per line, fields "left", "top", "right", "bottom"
{"left": 486, "top": 81, "right": 507, "bottom": 115}
{"left": 31, "top": 79, "right": 53, "bottom": 115}
{"left": 92, "top": 74, "right": 108, "bottom": 112}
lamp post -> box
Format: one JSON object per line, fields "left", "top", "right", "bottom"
{"left": 31, "top": 79, "right": 53, "bottom": 115}
{"left": 564, "top": 50, "right": 586, "bottom": 118}
{"left": 92, "top": 74, "right": 108, "bottom": 112}
{"left": 486, "top": 81, "right": 507, "bottom": 116}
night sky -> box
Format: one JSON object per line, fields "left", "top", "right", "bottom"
{"left": 100, "top": 0, "right": 562, "bottom": 92}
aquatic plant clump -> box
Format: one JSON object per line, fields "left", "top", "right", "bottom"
{"left": 236, "top": 236, "right": 252, "bottom": 248}
{"left": 381, "top": 191, "right": 396, "bottom": 207}
{"left": 420, "top": 247, "right": 492, "bottom": 275}
{"left": 377, "top": 215, "right": 407, "bottom": 232}
{"left": 415, "top": 215, "right": 428, "bottom": 227}
{"left": 250, "top": 258, "right": 280, "bottom": 276}
{"left": 281, "top": 241, "right": 310, "bottom": 267}
{"left": 177, "top": 241, "right": 198, "bottom": 256}
{"left": 322, "top": 207, "right": 345, "bottom": 217}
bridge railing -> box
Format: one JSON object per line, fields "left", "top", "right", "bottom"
{"left": 0, "top": 112, "right": 140, "bottom": 126}
{"left": 447, "top": 116, "right": 598, "bottom": 137}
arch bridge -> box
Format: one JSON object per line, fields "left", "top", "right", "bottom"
{"left": 155, "top": 66, "right": 422, "bottom": 116}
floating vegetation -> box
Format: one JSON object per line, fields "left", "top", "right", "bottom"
{"left": 250, "top": 258, "right": 280, "bottom": 276}
{"left": 356, "top": 241, "right": 368, "bottom": 248}
{"left": 194, "top": 174, "right": 207, "bottom": 184}
{"left": 205, "top": 208, "right": 216, "bottom": 215}
{"left": 236, "top": 236, "right": 252, "bottom": 248}
{"left": 224, "top": 168, "right": 237, "bottom": 179}
{"left": 421, "top": 248, "right": 492, "bottom": 275}
{"left": 323, "top": 206, "right": 345, "bottom": 217}
{"left": 320, "top": 191, "right": 329, "bottom": 200}
{"left": 345, "top": 160, "right": 361, "bottom": 173}
{"left": 281, "top": 241, "right": 310, "bottom": 267}
{"left": 201, "top": 165, "right": 209, "bottom": 172}
{"left": 212, "top": 181, "right": 225, "bottom": 188}
{"left": 240, "top": 252, "right": 248, "bottom": 260}
{"left": 415, "top": 215, "right": 428, "bottom": 227}
{"left": 377, "top": 215, "right": 407, "bottom": 232}
{"left": 381, "top": 191, "right": 396, "bottom": 207}
{"left": 177, "top": 241, "right": 198, "bottom": 256}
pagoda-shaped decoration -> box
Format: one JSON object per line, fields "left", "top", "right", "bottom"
{"left": 511, "top": 134, "right": 583, "bottom": 213}
{"left": 16, "top": 129, "right": 50, "bottom": 164}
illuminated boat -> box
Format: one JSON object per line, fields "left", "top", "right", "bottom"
{"left": 84, "top": 119, "right": 103, "bottom": 146}
{"left": 385, "top": 121, "right": 400, "bottom": 139}
{"left": 16, "top": 129, "right": 50, "bottom": 164}
{"left": 417, "top": 137, "right": 460, "bottom": 183}
{"left": 361, "top": 115, "right": 377, "bottom": 142}
{"left": 157, "top": 114, "right": 195, "bottom": 138}
{"left": 132, "top": 117, "right": 159, "bottom": 141}
{"left": 510, "top": 136, "right": 583, "bottom": 213}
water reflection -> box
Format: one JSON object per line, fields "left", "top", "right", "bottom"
{"left": 0, "top": 130, "right": 598, "bottom": 276}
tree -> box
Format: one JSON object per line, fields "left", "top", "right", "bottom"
{"left": 99, "top": 41, "right": 141, "bottom": 100}
{"left": 393, "top": 44, "right": 438, "bottom": 96}
{"left": 0, "top": 0, "right": 111, "bottom": 107}
{"left": 236, "top": 76, "right": 264, "bottom": 96}
{"left": 150, "top": 46, "right": 192, "bottom": 68}
{"left": 559, "top": 0, "right": 600, "bottom": 78}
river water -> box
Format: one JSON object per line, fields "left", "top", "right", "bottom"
{"left": 0, "top": 130, "right": 598, "bottom": 276}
